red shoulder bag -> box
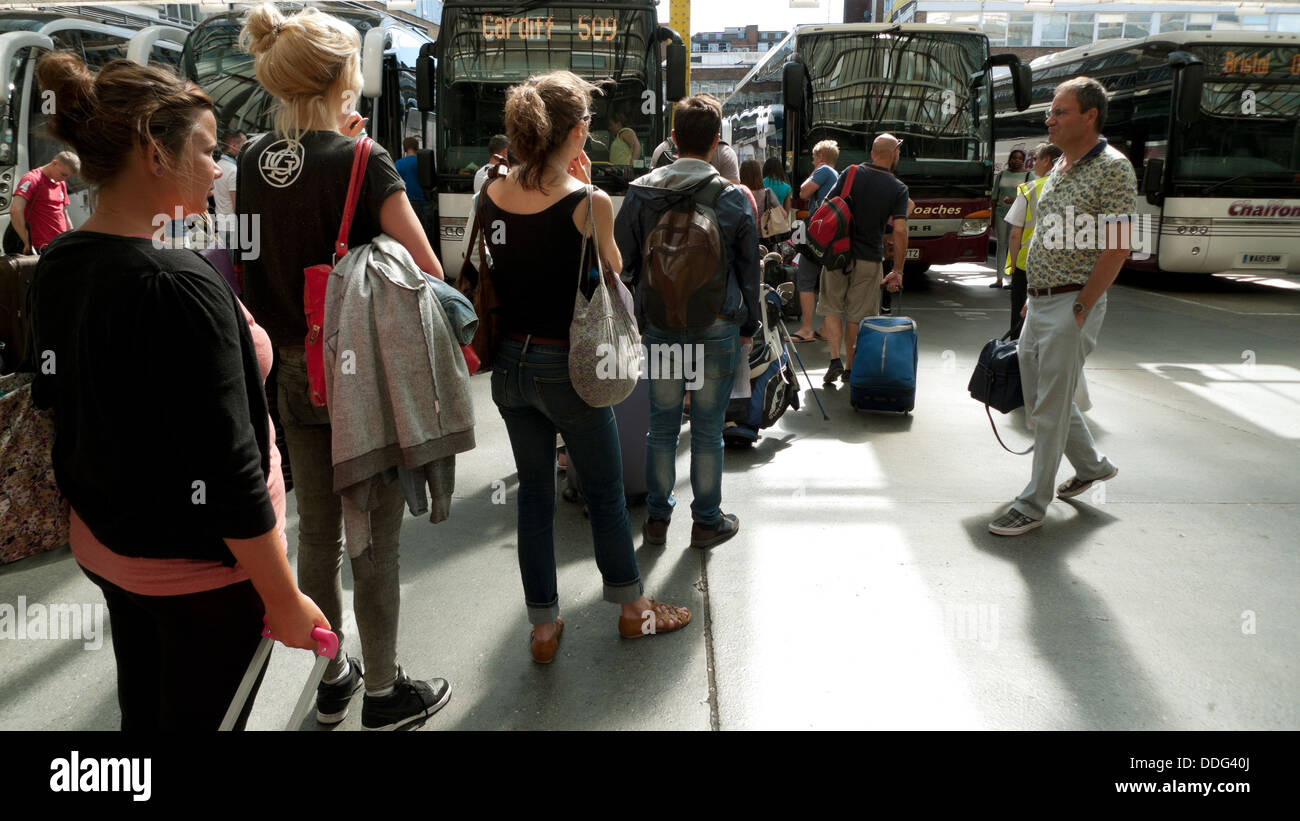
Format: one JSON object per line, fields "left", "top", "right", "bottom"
{"left": 304, "top": 136, "right": 372, "bottom": 408}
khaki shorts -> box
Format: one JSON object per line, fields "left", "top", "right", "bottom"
{"left": 816, "top": 258, "right": 882, "bottom": 324}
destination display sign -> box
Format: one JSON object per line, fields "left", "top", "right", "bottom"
{"left": 481, "top": 13, "right": 619, "bottom": 42}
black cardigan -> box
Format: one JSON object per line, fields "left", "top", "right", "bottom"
{"left": 31, "top": 232, "right": 276, "bottom": 564}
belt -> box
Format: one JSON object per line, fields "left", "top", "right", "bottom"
{"left": 1027, "top": 283, "right": 1085, "bottom": 297}
{"left": 505, "top": 332, "right": 569, "bottom": 347}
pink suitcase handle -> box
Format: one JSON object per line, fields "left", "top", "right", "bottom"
{"left": 261, "top": 618, "right": 339, "bottom": 659}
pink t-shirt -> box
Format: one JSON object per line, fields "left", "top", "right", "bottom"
{"left": 15, "top": 167, "right": 70, "bottom": 249}
{"left": 70, "top": 299, "right": 287, "bottom": 596}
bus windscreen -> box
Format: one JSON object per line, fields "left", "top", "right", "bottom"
{"left": 437, "top": 5, "right": 657, "bottom": 181}
{"left": 1173, "top": 44, "right": 1300, "bottom": 192}
{"left": 800, "top": 30, "right": 989, "bottom": 175}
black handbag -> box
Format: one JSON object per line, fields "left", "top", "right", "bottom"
{"left": 968, "top": 322, "right": 1033, "bottom": 455}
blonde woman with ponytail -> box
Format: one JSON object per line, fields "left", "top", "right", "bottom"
{"left": 236, "top": 3, "right": 449, "bottom": 731}
{"left": 485, "top": 71, "right": 691, "bottom": 664}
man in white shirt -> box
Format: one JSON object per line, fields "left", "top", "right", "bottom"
{"left": 473, "top": 134, "right": 510, "bottom": 194}
{"left": 213, "top": 129, "right": 246, "bottom": 248}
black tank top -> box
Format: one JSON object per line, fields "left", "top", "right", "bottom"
{"left": 480, "top": 185, "right": 591, "bottom": 340}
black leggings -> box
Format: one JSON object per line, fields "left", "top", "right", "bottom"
{"left": 82, "top": 566, "right": 270, "bottom": 731}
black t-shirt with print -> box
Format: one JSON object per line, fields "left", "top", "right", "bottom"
{"left": 236, "top": 130, "right": 406, "bottom": 348}
{"left": 825, "top": 162, "right": 910, "bottom": 263}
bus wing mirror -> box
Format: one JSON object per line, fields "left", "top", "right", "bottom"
{"left": 1170, "top": 52, "right": 1204, "bottom": 126}
{"left": 361, "top": 27, "right": 385, "bottom": 98}
{"left": 783, "top": 61, "right": 806, "bottom": 112}
{"left": 418, "top": 148, "right": 436, "bottom": 190}
{"left": 417, "top": 43, "right": 435, "bottom": 112}
{"left": 1143, "top": 157, "right": 1165, "bottom": 204}
{"left": 666, "top": 43, "right": 687, "bottom": 102}
{"left": 1012, "top": 64, "right": 1032, "bottom": 111}
{"left": 987, "top": 53, "right": 1031, "bottom": 111}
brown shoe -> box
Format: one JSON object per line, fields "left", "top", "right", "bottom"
{"left": 642, "top": 518, "right": 669, "bottom": 546}
{"left": 690, "top": 513, "right": 739, "bottom": 549}
{"left": 530, "top": 618, "right": 564, "bottom": 664}
{"left": 618, "top": 600, "right": 692, "bottom": 639}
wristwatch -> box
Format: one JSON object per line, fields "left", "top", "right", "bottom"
{"left": 1073, "top": 301, "right": 1088, "bottom": 316}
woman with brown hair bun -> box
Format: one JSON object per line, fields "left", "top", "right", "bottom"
{"left": 486, "top": 70, "right": 691, "bottom": 664}
{"left": 30, "top": 51, "right": 327, "bottom": 730}
{"left": 236, "top": 2, "right": 450, "bottom": 731}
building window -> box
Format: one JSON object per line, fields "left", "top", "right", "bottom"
{"left": 1242, "top": 15, "right": 1270, "bottom": 31}
{"left": 1189, "top": 13, "right": 1214, "bottom": 31}
{"left": 759, "top": 42, "right": 769, "bottom": 52}
{"left": 1007, "top": 12, "right": 1034, "bottom": 46}
{"left": 1097, "top": 13, "right": 1123, "bottom": 41}
{"left": 1068, "top": 13, "right": 1094, "bottom": 46}
{"left": 1125, "top": 13, "right": 1151, "bottom": 39}
{"left": 1041, "top": 12, "right": 1069, "bottom": 46}
{"left": 927, "top": 12, "right": 950, "bottom": 25}
{"left": 953, "top": 12, "right": 979, "bottom": 27}
{"left": 1280, "top": 16, "right": 1300, "bottom": 33}
{"left": 693, "top": 42, "right": 702, "bottom": 52}
{"left": 709, "top": 43, "right": 719, "bottom": 52}
{"left": 1160, "top": 13, "right": 1185, "bottom": 32}
{"left": 1216, "top": 13, "right": 1242, "bottom": 30}
{"left": 982, "top": 12, "right": 1007, "bottom": 45}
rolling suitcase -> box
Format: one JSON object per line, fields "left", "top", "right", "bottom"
{"left": 850, "top": 295, "right": 917, "bottom": 413}
{"left": 0, "top": 254, "right": 40, "bottom": 374}
{"left": 219, "top": 621, "right": 338, "bottom": 731}
{"left": 565, "top": 376, "right": 650, "bottom": 505}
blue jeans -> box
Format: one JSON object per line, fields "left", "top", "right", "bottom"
{"left": 644, "top": 319, "right": 741, "bottom": 526}
{"left": 491, "top": 338, "right": 644, "bottom": 625}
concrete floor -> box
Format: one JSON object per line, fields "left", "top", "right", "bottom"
{"left": 2, "top": 261, "right": 1297, "bottom": 730}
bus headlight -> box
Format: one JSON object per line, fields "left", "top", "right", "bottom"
{"left": 960, "top": 217, "right": 989, "bottom": 236}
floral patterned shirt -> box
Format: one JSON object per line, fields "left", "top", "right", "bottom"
{"left": 1025, "top": 138, "right": 1137, "bottom": 289}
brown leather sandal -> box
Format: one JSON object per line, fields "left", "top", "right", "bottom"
{"left": 618, "top": 600, "right": 692, "bottom": 639}
{"left": 530, "top": 618, "right": 564, "bottom": 664}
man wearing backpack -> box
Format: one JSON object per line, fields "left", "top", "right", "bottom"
{"left": 818, "top": 133, "right": 908, "bottom": 385}
{"left": 616, "top": 94, "right": 760, "bottom": 550}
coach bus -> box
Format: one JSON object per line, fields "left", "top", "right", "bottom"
{"left": 182, "top": 6, "right": 433, "bottom": 161}
{"left": 0, "top": 11, "right": 186, "bottom": 235}
{"left": 994, "top": 30, "right": 1300, "bottom": 276}
{"left": 420, "top": 0, "right": 688, "bottom": 273}
{"left": 723, "top": 23, "right": 1031, "bottom": 275}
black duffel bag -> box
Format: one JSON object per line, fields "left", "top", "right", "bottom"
{"left": 968, "top": 322, "right": 1032, "bottom": 454}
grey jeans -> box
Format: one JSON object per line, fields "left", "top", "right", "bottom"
{"left": 1012, "top": 292, "right": 1114, "bottom": 521}
{"left": 277, "top": 347, "right": 405, "bottom": 692}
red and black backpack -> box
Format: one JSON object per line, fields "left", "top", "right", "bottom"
{"left": 806, "top": 164, "right": 862, "bottom": 271}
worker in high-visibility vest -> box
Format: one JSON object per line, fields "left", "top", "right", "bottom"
{"left": 1003, "top": 142, "right": 1064, "bottom": 338}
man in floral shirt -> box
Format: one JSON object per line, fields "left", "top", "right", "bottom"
{"left": 990, "top": 76, "right": 1136, "bottom": 537}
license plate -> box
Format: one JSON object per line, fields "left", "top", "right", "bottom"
{"left": 1240, "top": 253, "right": 1283, "bottom": 266}
{"left": 905, "top": 248, "right": 920, "bottom": 260}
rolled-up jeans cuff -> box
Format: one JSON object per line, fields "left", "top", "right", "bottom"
{"left": 526, "top": 600, "right": 560, "bottom": 626}
{"left": 603, "top": 577, "right": 644, "bottom": 605}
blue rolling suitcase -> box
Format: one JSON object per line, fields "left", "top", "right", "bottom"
{"left": 850, "top": 312, "right": 918, "bottom": 413}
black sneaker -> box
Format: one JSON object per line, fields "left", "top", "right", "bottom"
{"left": 361, "top": 667, "right": 451, "bottom": 731}
{"left": 824, "top": 360, "right": 844, "bottom": 386}
{"left": 841, "top": 367, "right": 851, "bottom": 384}
{"left": 316, "top": 655, "right": 364, "bottom": 725}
